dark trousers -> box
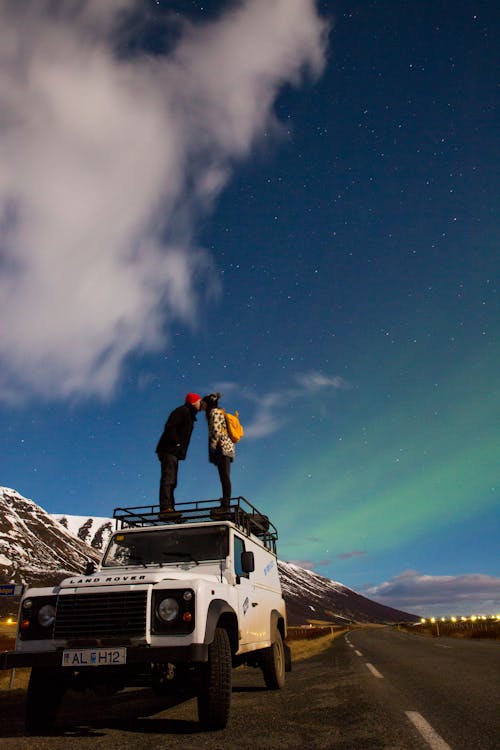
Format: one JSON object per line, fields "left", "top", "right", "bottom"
{"left": 215, "top": 455, "right": 232, "bottom": 503}
{"left": 158, "top": 452, "right": 179, "bottom": 509}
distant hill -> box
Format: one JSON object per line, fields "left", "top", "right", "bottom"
{"left": 0, "top": 487, "right": 417, "bottom": 624}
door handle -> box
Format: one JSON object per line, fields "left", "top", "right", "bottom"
{"left": 251, "top": 602, "right": 259, "bottom": 607}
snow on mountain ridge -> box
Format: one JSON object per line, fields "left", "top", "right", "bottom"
{"left": 52, "top": 513, "right": 117, "bottom": 550}
{"left": 279, "top": 561, "right": 348, "bottom": 596}
{"left": 0, "top": 487, "right": 100, "bottom": 584}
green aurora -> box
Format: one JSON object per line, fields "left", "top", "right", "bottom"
{"left": 264, "top": 347, "right": 499, "bottom": 571}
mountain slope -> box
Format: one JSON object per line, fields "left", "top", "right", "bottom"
{"left": 279, "top": 561, "right": 417, "bottom": 624}
{"left": 0, "top": 487, "right": 100, "bottom": 588}
{"left": 51, "top": 513, "right": 116, "bottom": 551}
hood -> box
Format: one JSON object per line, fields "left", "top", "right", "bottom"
{"left": 59, "top": 567, "right": 223, "bottom": 588}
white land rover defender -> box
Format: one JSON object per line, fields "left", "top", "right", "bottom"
{"left": 1, "top": 497, "right": 290, "bottom": 732}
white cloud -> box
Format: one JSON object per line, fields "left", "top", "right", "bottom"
{"left": 246, "top": 371, "right": 349, "bottom": 438}
{"left": 205, "top": 370, "right": 348, "bottom": 438}
{"left": 244, "top": 404, "right": 286, "bottom": 439}
{"left": 364, "top": 570, "right": 500, "bottom": 616}
{"left": 295, "top": 372, "right": 350, "bottom": 392}
{"left": 0, "top": 0, "right": 328, "bottom": 402}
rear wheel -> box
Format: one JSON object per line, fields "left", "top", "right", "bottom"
{"left": 197, "top": 627, "right": 232, "bottom": 730}
{"left": 26, "top": 667, "right": 65, "bottom": 733}
{"left": 261, "top": 628, "right": 285, "bottom": 689}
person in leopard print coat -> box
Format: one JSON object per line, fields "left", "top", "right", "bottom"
{"left": 202, "top": 392, "right": 235, "bottom": 507}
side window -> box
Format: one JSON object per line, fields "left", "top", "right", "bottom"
{"left": 234, "top": 536, "right": 249, "bottom": 579}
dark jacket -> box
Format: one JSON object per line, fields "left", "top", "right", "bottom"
{"left": 155, "top": 403, "right": 197, "bottom": 460}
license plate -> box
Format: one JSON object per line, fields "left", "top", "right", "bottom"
{"left": 62, "top": 647, "right": 127, "bottom": 667}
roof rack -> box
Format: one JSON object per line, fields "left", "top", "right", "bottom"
{"left": 113, "top": 496, "right": 278, "bottom": 554}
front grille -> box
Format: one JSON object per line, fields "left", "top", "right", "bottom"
{"left": 54, "top": 590, "right": 147, "bottom": 639}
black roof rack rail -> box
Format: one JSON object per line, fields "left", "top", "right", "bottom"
{"left": 113, "top": 496, "right": 278, "bottom": 554}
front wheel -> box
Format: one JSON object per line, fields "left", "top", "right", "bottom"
{"left": 261, "top": 628, "right": 286, "bottom": 689}
{"left": 197, "top": 627, "right": 232, "bottom": 730}
{"left": 26, "top": 667, "right": 65, "bottom": 733}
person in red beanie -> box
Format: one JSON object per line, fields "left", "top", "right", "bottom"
{"left": 155, "top": 393, "right": 202, "bottom": 519}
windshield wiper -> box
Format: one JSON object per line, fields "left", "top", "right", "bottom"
{"left": 128, "top": 554, "right": 148, "bottom": 568}
{"left": 162, "top": 551, "right": 199, "bottom": 565}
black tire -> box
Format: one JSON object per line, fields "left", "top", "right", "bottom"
{"left": 197, "top": 627, "right": 232, "bottom": 730}
{"left": 261, "top": 628, "right": 286, "bottom": 689}
{"left": 26, "top": 667, "right": 65, "bottom": 734}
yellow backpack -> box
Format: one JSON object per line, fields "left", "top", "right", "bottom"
{"left": 224, "top": 410, "right": 244, "bottom": 443}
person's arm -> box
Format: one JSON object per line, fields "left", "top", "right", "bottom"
{"left": 165, "top": 409, "right": 183, "bottom": 447}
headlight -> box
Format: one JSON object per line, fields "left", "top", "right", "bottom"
{"left": 38, "top": 604, "right": 56, "bottom": 628}
{"left": 157, "top": 597, "right": 179, "bottom": 623}
{"left": 152, "top": 589, "right": 195, "bottom": 634}
{"left": 19, "top": 595, "right": 57, "bottom": 639}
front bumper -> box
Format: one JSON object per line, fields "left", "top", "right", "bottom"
{"left": 0, "top": 643, "right": 209, "bottom": 669}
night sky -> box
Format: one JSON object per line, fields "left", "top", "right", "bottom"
{"left": 0, "top": 0, "right": 498, "bottom": 616}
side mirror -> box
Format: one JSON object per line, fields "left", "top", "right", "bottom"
{"left": 241, "top": 551, "right": 255, "bottom": 574}
{"left": 84, "top": 561, "right": 96, "bottom": 575}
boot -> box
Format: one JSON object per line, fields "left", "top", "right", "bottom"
{"left": 159, "top": 492, "right": 182, "bottom": 522}
{"left": 210, "top": 498, "right": 232, "bottom": 521}
{"left": 159, "top": 507, "right": 183, "bottom": 522}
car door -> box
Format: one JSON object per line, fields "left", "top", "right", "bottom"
{"left": 233, "top": 534, "right": 261, "bottom": 646}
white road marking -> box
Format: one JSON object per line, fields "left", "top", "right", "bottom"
{"left": 349, "top": 643, "right": 354, "bottom": 648}
{"left": 365, "top": 662, "right": 384, "bottom": 678}
{"left": 354, "top": 649, "right": 363, "bottom": 656}
{"left": 405, "top": 711, "right": 453, "bottom": 750}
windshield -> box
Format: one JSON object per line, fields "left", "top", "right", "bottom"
{"left": 102, "top": 525, "right": 229, "bottom": 568}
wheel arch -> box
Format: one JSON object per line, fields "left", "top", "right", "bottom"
{"left": 270, "top": 609, "right": 286, "bottom": 641}
{"left": 204, "top": 599, "right": 239, "bottom": 654}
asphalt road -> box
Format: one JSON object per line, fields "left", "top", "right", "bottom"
{"left": 0, "top": 627, "right": 498, "bottom": 749}
{"left": 345, "top": 626, "right": 500, "bottom": 750}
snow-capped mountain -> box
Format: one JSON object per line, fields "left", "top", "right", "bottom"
{"left": 278, "top": 561, "right": 417, "bottom": 624}
{"left": 0, "top": 487, "right": 100, "bottom": 588}
{"left": 0, "top": 487, "right": 417, "bottom": 624}
{"left": 51, "top": 513, "right": 117, "bottom": 551}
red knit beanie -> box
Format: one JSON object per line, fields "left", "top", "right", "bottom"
{"left": 185, "top": 392, "right": 201, "bottom": 405}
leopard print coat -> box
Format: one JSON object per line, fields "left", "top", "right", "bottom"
{"left": 208, "top": 408, "right": 235, "bottom": 461}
